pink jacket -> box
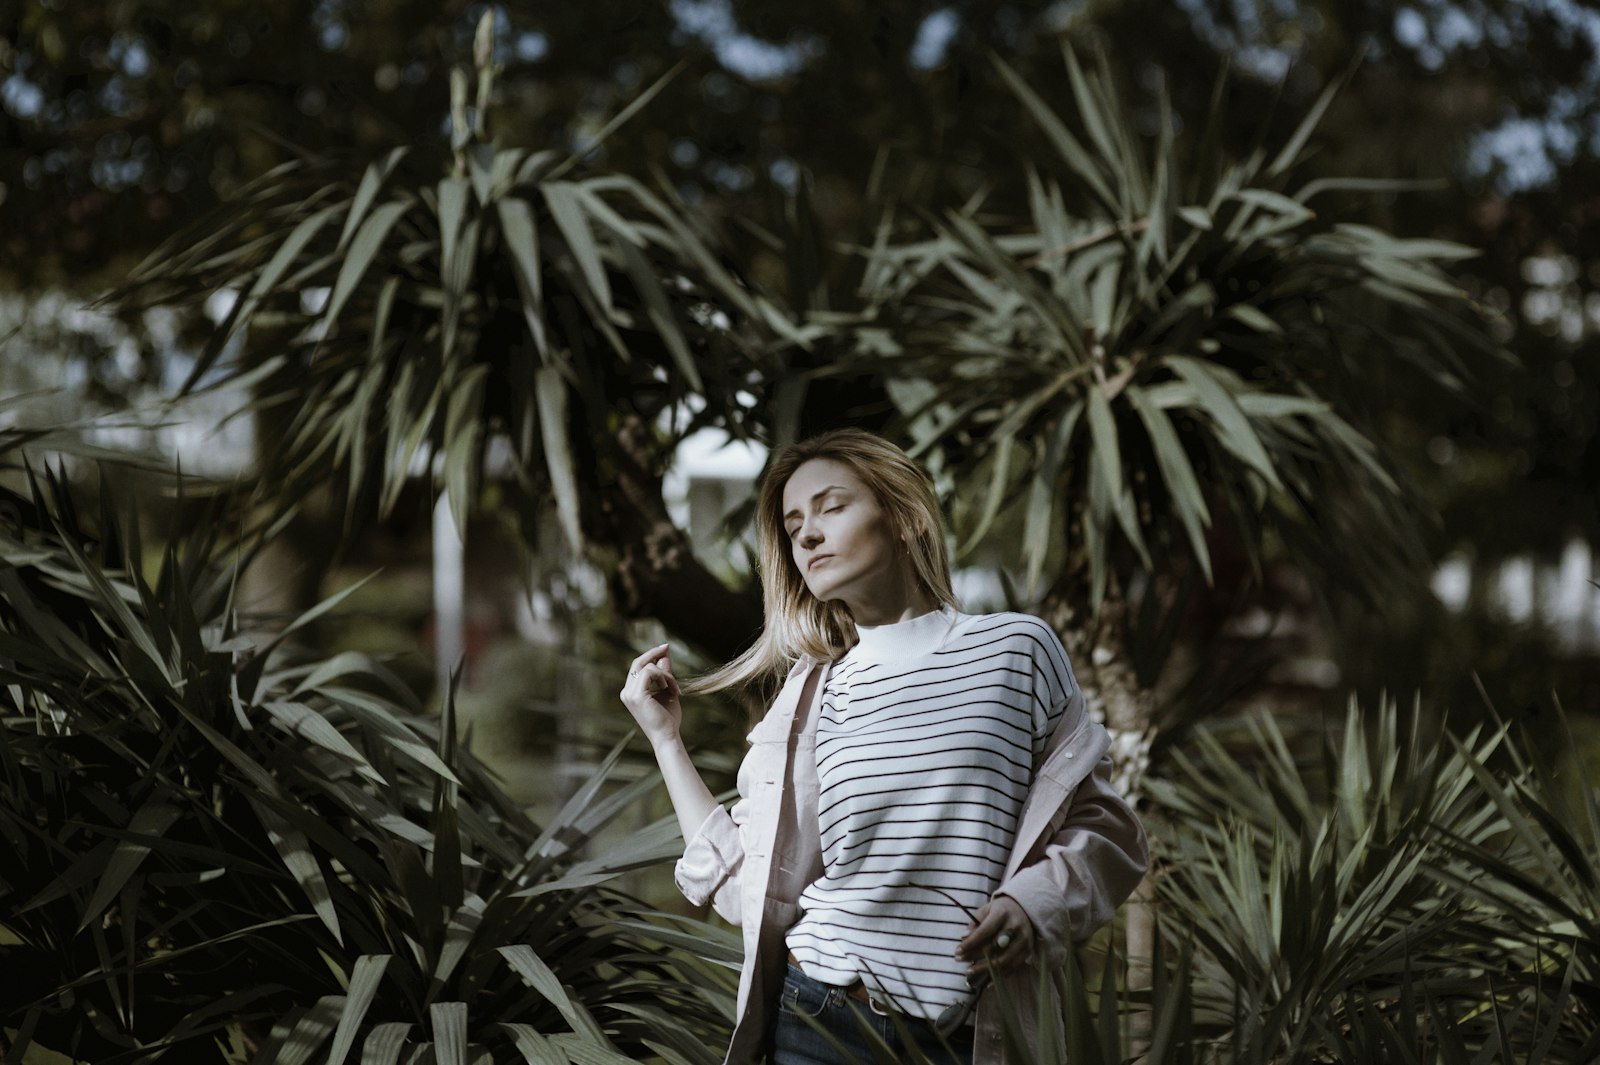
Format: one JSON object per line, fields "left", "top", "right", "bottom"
{"left": 674, "top": 653, "right": 1149, "bottom": 1065}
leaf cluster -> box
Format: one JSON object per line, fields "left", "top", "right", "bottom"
{"left": 1146, "top": 700, "right": 1599, "bottom": 1063}
{"left": 108, "top": 67, "right": 795, "bottom": 550}
{"left": 856, "top": 48, "right": 1502, "bottom": 607}
{"left": 0, "top": 457, "right": 737, "bottom": 1064}
{"left": 804, "top": 701, "right": 1599, "bottom": 1064}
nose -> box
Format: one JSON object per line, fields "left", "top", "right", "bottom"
{"left": 797, "top": 520, "right": 823, "bottom": 550}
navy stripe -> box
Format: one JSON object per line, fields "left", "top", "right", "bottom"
{"left": 837, "top": 657, "right": 1032, "bottom": 693}
{"left": 816, "top": 772, "right": 1029, "bottom": 808}
{"left": 820, "top": 679, "right": 1037, "bottom": 723}
{"left": 787, "top": 609, "right": 1076, "bottom": 1020}
{"left": 816, "top": 724, "right": 1031, "bottom": 763}
{"left": 817, "top": 736, "right": 1033, "bottom": 775}
{"left": 819, "top": 797, "right": 1017, "bottom": 840}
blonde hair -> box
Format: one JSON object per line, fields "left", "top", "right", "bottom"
{"left": 682, "top": 428, "right": 958, "bottom": 699}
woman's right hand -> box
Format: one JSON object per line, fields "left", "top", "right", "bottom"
{"left": 619, "top": 642, "right": 683, "bottom": 748}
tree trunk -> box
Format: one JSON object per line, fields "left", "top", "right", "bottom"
{"left": 1040, "top": 575, "right": 1153, "bottom": 792}
{"left": 585, "top": 412, "right": 764, "bottom": 665}
{"left": 236, "top": 336, "right": 342, "bottom": 645}
{"left": 1041, "top": 575, "right": 1158, "bottom": 1059}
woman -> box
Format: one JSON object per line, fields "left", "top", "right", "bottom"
{"left": 619, "top": 428, "right": 1148, "bottom": 1065}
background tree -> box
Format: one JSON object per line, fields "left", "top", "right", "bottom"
{"left": 0, "top": 450, "right": 738, "bottom": 1064}
{"left": 107, "top": 19, "right": 792, "bottom": 665}
{"left": 6, "top": 0, "right": 1597, "bottom": 738}
{"left": 855, "top": 47, "right": 1498, "bottom": 765}
{"left": 6, "top": 3, "right": 1600, "bottom": 1062}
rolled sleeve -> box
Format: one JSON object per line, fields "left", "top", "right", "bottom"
{"left": 996, "top": 757, "right": 1148, "bottom": 963}
{"left": 673, "top": 804, "right": 745, "bottom": 920}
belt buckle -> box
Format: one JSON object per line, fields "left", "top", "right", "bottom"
{"left": 845, "top": 980, "right": 894, "bottom": 1018}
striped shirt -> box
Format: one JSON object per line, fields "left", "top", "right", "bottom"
{"left": 784, "top": 605, "right": 1075, "bottom": 1018}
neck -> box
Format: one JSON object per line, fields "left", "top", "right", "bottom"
{"left": 850, "top": 601, "right": 955, "bottom": 661}
{"left": 847, "top": 585, "right": 939, "bottom": 627}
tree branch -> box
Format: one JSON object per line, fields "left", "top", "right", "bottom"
{"left": 591, "top": 412, "right": 764, "bottom": 664}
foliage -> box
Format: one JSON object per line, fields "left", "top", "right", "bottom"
{"left": 0, "top": 454, "right": 739, "bottom": 1064}
{"left": 108, "top": 33, "right": 794, "bottom": 549}
{"left": 856, "top": 47, "right": 1500, "bottom": 609}
{"left": 1436, "top": 698, "right": 1600, "bottom": 1037}
{"left": 1147, "top": 700, "right": 1599, "bottom": 1063}
{"left": 807, "top": 701, "right": 1599, "bottom": 1065}
{"left": 8, "top": 12, "right": 1594, "bottom": 1065}
{"left": 10, "top": 0, "right": 1600, "bottom": 740}
{"left": 10, "top": 0, "right": 1600, "bottom": 306}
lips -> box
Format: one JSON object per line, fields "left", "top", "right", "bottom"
{"left": 808, "top": 554, "right": 834, "bottom": 570}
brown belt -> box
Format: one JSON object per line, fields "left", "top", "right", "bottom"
{"left": 786, "top": 950, "right": 886, "bottom": 1010}
{"left": 785, "top": 950, "right": 979, "bottom": 1035}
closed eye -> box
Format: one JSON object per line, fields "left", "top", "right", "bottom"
{"left": 786, "top": 502, "right": 845, "bottom": 539}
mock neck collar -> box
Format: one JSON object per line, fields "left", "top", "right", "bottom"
{"left": 849, "top": 603, "right": 957, "bottom": 663}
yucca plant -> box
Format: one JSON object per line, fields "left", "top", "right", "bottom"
{"left": 0, "top": 454, "right": 739, "bottom": 1064}
{"left": 1431, "top": 702, "right": 1600, "bottom": 1055}
{"left": 1323, "top": 953, "right": 1593, "bottom": 1065}
{"left": 863, "top": 46, "right": 1493, "bottom": 604}
{"left": 800, "top": 701, "right": 1596, "bottom": 1065}
{"left": 852, "top": 46, "right": 1502, "bottom": 772}
{"left": 103, "top": 15, "right": 790, "bottom": 656}
{"left": 1147, "top": 699, "right": 1599, "bottom": 1063}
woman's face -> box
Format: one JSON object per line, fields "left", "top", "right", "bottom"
{"left": 780, "top": 457, "right": 905, "bottom": 614}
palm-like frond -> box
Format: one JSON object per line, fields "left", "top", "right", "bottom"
{"left": 1431, "top": 702, "right": 1600, "bottom": 1036}
{"left": 106, "top": 64, "right": 794, "bottom": 546}
{"left": 0, "top": 456, "right": 737, "bottom": 1063}
{"left": 1146, "top": 699, "right": 1599, "bottom": 1062}
{"left": 857, "top": 48, "right": 1500, "bottom": 606}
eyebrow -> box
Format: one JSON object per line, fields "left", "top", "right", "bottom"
{"left": 782, "top": 485, "right": 849, "bottom": 524}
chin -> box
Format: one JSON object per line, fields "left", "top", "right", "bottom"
{"left": 805, "top": 577, "right": 845, "bottom": 603}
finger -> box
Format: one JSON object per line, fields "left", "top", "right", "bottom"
{"left": 635, "top": 663, "right": 678, "bottom": 697}
{"left": 955, "top": 908, "right": 982, "bottom": 957}
{"left": 997, "top": 931, "right": 1032, "bottom": 972}
{"left": 627, "top": 643, "right": 671, "bottom": 673}
{"left": 623, "top": 666, "right": 652, "bottom": 700}
{"left": 955, "top": 905, "right": 1005, "bottom": 958}
{"left": 959, "top": 904, "right": 1026, "bottom": 968}
{"left": 968, "top": 925, "right": 1032, "bottom": 975}
{"left": 624, "top": 646, "right": 668, "bottom": 687}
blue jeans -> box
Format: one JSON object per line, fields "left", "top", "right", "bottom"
{"left": 769, "top": 963, "right": 976, "bottom": 1065}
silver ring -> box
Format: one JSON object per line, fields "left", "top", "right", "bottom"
{"left": 994, "top": 931, "right": 1013, "bottom": 950}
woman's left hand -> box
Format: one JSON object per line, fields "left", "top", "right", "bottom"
{"left": 955, "top": 895, "right": 1034, "bottom": 976}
